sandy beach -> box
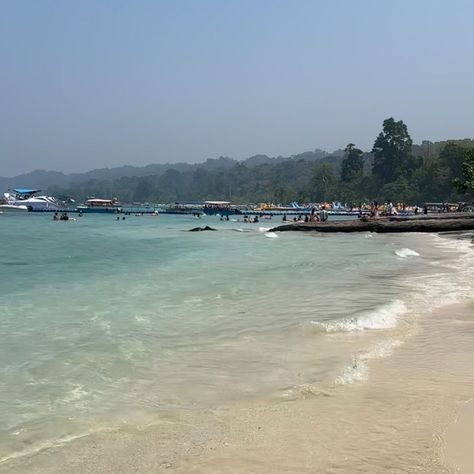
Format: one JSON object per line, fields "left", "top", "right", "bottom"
{"left": 3, "top": 298, "right": 472, "bottom": 474}
{"left": 445, "top": 399, "right": 474, "bottom": 473}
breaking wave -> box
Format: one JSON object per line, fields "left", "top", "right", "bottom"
{"left": 395, "top": 248, "right": 420, "bottom": 258}
{"left": 312, "top": 300, "right": 407, "bottom": 333}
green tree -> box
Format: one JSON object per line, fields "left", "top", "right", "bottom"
{"left": 439, "top": 142, "right": 469, "bottom": 181}
{"left": 372, "top": 118, "right": 413, "bottom": 183}
{"left": 409, "top": 155, "right": 449, "bottom": 202}
{"left": 454, "top": 149, "right": 474, "bottom": 194}
{"left": 341, "top": 143, "right": 364, "bottom": 183}
{"left": 309, "top": 163, "right": 337, "bottom": 202}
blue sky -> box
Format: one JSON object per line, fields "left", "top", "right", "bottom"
{"left": 1, "top": 0, "right": 473, "bottom": 176}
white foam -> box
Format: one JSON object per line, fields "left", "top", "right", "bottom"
{"left": 363, "top": 338, "right": 403, "bottom": 359}
{"left": 264, "top": 232, "right": 279, "bottom": 239}
{"left": 336, "top": 338, "right": 402, "bottom": 385}
{"left": 257, "top": 226, "right": 272, "bottom": 233}
{"left": 335, "top": 357, "right": 368, "bottom": 385}
{"left": 0, "top": 428, "right": 108, "bottom": 465}
{"left": 395, "top": 248, "right": 420, "bottom": 258}
{"left": 406, "top": 235, "right": 474, "bottom": 310}
{"left": 312, "top": 300, "right": 407, "bottom": 333}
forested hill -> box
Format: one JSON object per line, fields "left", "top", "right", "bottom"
{"left": 2, "top": 119, "right": 474, "bottom": 204}
{"left": 0, "top": 149, "right": 332, "bottom": 196}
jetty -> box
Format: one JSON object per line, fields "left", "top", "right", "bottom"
{"left": 270, "top": 213, "right": 474, "bottom": 233}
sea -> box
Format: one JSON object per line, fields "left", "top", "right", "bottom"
{"left": 0, "top": 212, "right": 473, "bottom": 472}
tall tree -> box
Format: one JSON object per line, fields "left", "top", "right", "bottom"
{"left": 372, "top": 118, "right": 413, "bottom": 183}
{"left": 341, "top": 143, "right": 364, "bottom": 183}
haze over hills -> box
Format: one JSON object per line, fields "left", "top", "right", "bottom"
{"left": 0, "top": 148, "right": 334, "bottom": 191}
{"left": 1, "top": 133, "right": 473, "bottom": 205}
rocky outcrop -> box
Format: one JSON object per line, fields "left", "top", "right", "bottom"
{"left": 270, "top": 217, "right": 474, "bottom": 233}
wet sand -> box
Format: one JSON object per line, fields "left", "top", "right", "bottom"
{"left": 3, "top": 300, "right": 473, "bottom": 473}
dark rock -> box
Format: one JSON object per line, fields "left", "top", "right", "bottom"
{"left": 188, "top": 226, "right": 217, "bottom": 232}
{"left": 270, "top": 217, "right": 474, "bottom": 233}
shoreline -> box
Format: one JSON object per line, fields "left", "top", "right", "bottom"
{"left": 3, "top": 299, "right": 473, "bottom": 473}
{"left": 1, "top": 230, "right": 473, "bottom": 473}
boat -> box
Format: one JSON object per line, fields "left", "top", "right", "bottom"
{"left": 77, "top": 198, "right": 123, "bottom": 214}
{"left": 159, "top": 202, "right": 203, "bottom": 215}
{"left": 2, "top": 189, "right": 70, "bottom": 212}
{"left": 202, "top": 201, "right": 243, "bottom": 216}
{"left": 0, "top": 204, "right": 29, "bottom": 212}
{"left": 256, "top": 202, "right": 312, "bottom": 212}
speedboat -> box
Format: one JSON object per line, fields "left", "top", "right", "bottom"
{"left": 2, "top": 189, "right": 70, "bottom": 212}
{"left": 0, "top": 204, "right": 28, "bottom": 212}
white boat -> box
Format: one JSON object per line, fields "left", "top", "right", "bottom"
{"left": 2, "top": 188, "right": 70, "bottom": 212}
{"left": 0, "top": 204, "right": 28, "bottom": 212}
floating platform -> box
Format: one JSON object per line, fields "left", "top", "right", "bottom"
{"left": 270, "top": 214, "right": 474, "bottom": 233}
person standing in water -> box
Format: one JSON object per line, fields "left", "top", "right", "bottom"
{"left": 310, "top": 207, "right": 320, "bottom": 222}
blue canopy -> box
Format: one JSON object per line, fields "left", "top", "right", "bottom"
{"left": 13, "top": 188, "right": 41, "bottom": 194}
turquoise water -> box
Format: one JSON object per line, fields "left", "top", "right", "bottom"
{"left": 0, "top": 213, "right": 473, "bottom": 465}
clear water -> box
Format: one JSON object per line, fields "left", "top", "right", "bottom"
{"left": 0, "top": 213, "right": 473, "bottom": 466}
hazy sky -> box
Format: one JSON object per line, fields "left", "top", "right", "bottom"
{"left": 1, "top": 0, "right": 473, "bottom": 176}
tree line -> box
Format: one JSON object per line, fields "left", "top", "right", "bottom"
{"left": 48, "top": 118, "right": 474, "bottom": 205}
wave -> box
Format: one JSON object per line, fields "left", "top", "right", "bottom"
{"left": 264, "top": 232, "right": 279, "bottom": 239}
{"left": 395, "top": 248, "right": 420, "bottom": 258}
{"left": 336, "top": 338, "right": 402, "bottom": 385}
{"left": 407, "top": 235, "right": 474, "bottom": 309}
{"left": 312, "top": 300, "right": 407, "bottom": 333}
{"left": 0, "top": 428, "right": 109, "bottom": 465}
{"left": 257, "top": 226, "right": 272, "bottom": 233}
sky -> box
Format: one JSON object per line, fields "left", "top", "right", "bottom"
{"left": 1, "top": 0, "right": 473, "bottom": 176}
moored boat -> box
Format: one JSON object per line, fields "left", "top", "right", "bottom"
{"left": 0, "top": 204, "right": 29, "bottom": 212}
{"left": 256, "top": 202, "right": 312, "bottom": 212}
{"left": 77, "top": 198, "right": 122, "bottom": 214}
{"left": 2, "top": 189, "right": 71, "bottom": 212}
{"left": 202, "top": 201, "right": 243, "bottom": 216}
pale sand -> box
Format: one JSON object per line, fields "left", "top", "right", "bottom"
{"left": 445, "top": 399, "right": 474, "bottom": 473}
{"left": 2, "top": 301, "right": 473, "bottom": 473}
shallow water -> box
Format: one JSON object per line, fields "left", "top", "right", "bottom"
{"left": 0, "top": 213, "right": 473, "bottom": 469}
